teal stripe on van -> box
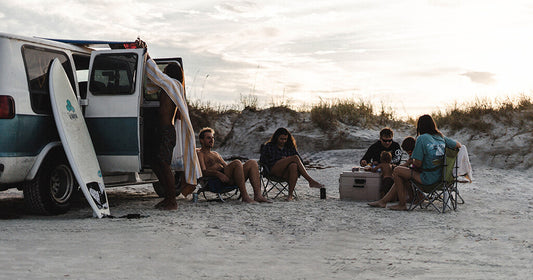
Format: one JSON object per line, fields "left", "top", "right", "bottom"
{"left": 85, "top": 117, "right": 139, "bottom": 156}
{"left": 0, "top": 115, "right": 138, "bottom": 157}
{"left": 0, "top": 115, "right": 59, "bottom": 157}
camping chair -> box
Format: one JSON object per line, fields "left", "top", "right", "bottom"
{"left": 408, "top": 147, "right": 460, "bottom": 213}
{"left": 259, "top": 161, "right": 297, "bottom": 200}
{"left": 195, "top": 177, "right": 240, "bottom": 202}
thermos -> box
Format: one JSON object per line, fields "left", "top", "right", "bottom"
{"left": 320, "top": 187, "right": 326, "bottom": 199}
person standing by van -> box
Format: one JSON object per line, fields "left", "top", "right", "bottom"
{"left": 138, "top": 39, "right": 201, "bottom": 210}
{"left": 150, "top": 62, "right": 182, "bottom": 210}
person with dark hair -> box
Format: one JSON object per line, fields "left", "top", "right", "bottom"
{"left": 197, "top": 127, "right": 270, "bottom": 203}
{"left": 149, "top": 62, "right": 183, "bottom": 210}
{"left": 260, "top": 127, "right": 324, "bottom": 201}
{"left": 368, "top": 115, "right": 461, "bottom": 211}
{"left": 360, "top": 127, "right": 402, "bottom": 167}
{"left": 140, "top": 38, "right": 201, "bottom": 210}
{"left": 400, "top": 136, "right": 416, "bottom": 167}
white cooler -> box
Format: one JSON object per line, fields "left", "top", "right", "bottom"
{"left": 339, "top": 171, "right": 382, "bottom": 201}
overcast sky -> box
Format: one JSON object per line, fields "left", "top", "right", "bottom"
{"left": 1, "top": 0, "right": 532, "bottom": 117}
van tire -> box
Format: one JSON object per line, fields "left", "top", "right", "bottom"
{"left": 152, "top": 181, "right": 165, "bottom": 197}
{"left": 152, "top": 172, "right": 181, "bottom": 198}
{"left": 23, "top": 152, "right": 78, "bottom": 215}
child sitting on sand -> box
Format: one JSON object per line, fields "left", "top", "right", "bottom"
{"left": 370, "top": 151, "right": 394, "bottom": 198}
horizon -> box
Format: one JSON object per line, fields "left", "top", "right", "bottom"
{"left": 1, "top": 0, "right": 532, "bottom": 117}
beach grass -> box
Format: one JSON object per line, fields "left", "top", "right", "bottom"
{"left": 432, "top": 94, "right": 533, "bottom": 133}
{"left": 187, "top": 94, "right": 533, "bottom": 133}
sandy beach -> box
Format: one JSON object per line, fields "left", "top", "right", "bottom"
{"left": 1, "top": 146, "right": 531, "bottom": 279}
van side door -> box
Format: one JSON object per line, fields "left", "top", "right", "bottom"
{"left": 140, "top": 57, "right": 183, "bottom": 168}
{"left": 85, "top": 48, "right": 145, "bottom": 173}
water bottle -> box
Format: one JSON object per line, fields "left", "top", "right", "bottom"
{"left": 192, "top": 193, "right": 198, "bottom": 203}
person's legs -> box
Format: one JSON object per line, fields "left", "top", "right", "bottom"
{"left": 243, "top": 160, "right": 269, "bottom": 202}
{"left": 286, "top": 162, "right": 298, "bottom": 200}
{"left": 270, "top": 155, "right": 323, "bottom": 188}
{"left": 224, "top": 160, "right": 255, "bottom": 203}
{"left": 388, "top": 167, "right": 421, "bottom": 211}
{"left": 154, "top": 125, "right": 177, "bottom": 210}
{"left": 368, "top": 181, "right": 398, "bottom": 208}
{"left": 369, "top": 166, "right": 416, "bottom": 209}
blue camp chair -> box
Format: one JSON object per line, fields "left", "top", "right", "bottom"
{"left": 195, "top": 177, "right": 239, "bottom": 202}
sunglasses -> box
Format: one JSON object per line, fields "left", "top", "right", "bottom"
{"left": 381, "top": 138, "right": 393, "bottom": 143}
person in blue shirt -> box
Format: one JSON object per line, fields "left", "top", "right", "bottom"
{"left": 260, "top": 127, "right": 324, "bottom": 201}
{"left": 368, "top": 115, "right": 461, "bottom": 210}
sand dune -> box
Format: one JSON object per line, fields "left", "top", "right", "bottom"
{"left": 1, "top": 112, "right": 532, "bottom": 279}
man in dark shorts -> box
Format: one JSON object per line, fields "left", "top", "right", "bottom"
{"left": 151, "top": 62, "right": 182, "bottom": 210}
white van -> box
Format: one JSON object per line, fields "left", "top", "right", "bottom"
{"left": 0, "top": 33, "right": 178, "bottom": 214}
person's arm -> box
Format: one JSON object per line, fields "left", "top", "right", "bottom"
{"left": 197, "top": 151, "right": 229, "bottom": 182}
{"left": 360, "top": 144, "right": 375, "bottom": 166}
{"left": 444, "top": 136, "right": 461, "bottom": 149}
{"left": 400, "top": 157, "right": 414, "bottom": 167}
{"left": 370, "top": 163, "right": 383, "bottom": 173}
{"left": 260, "top": 143, "right": 277, "bottom": 168}
{"left": 291, "top": 147, "right": 303, "bottom": 163}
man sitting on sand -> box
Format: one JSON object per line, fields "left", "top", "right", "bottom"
{"left": 196, "top": 127, "right": 270, "bottom": 203}
{"left": 360, "top": 127, "right": 402, "bottom": 167}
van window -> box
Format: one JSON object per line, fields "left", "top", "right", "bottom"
{"left": 22, "top": 45, "right": 76, "bottom": 114}
{"left": 89, "top": 53, "right": 138, "bottom": 95}
{"left": 73, "top": 54, "right": 90, "bottom": 99}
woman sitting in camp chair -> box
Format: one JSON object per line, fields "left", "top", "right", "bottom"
{"left": 368, "top": 114, "right": 461, "bottom": 211}
{"left": 260, "top": 127, "right": 324, "bottom": 201}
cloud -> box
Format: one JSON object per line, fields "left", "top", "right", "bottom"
{"left": 461, "top": 71, "right": 496, "bottom": 85}
{"left": 216, "top": 1, "right": 257, "bottom": 14}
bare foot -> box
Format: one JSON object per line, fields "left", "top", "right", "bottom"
{"left": 254, "top": 196, "right": 272, "bottom": 203}
{"left": 155, "top": 199, "right": 177, "bottom": 210}
{"left": 309, "top": 181, "right": 324, "bottom": 188}
{"left": 388, "top": 204, "right": 407, "bottom": 211}
{"left": 241, "top": 197, "right": 257, "bottom": 203}
{"left": 368, "top": 201, "right": 386, "bottom": 208}
{"left": 285, "top": 195, "right": 295, "bottom": 201}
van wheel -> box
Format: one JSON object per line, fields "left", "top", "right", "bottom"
{"left": 152, "top": 181, "right": 165, "bottom": 197}
{"left": 152, "top": 172, "right": 181, "bottom": 198}
{"left": 23, "top": 153, "right": 78, "bottom": 215}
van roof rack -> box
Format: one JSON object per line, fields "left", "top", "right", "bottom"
{"left": 38, "top": 38, "right": 138, "bottom": 49}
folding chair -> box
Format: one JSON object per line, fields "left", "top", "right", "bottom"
{"left": 408, "top": 147, "right": 460, "bottom": 213}
{"left": 195, "top": 177, "right": 239, "bottom": 202}
{"left": 259, "top": 161, "right": 297, "bottom": 200}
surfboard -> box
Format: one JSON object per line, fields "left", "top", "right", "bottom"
{"left": 48, "top": 58, "right": 110, "bottom": 218}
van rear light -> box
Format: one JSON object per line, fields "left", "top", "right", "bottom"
{"left": 0, "top": 95, "right": 15, "bottom": 119}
